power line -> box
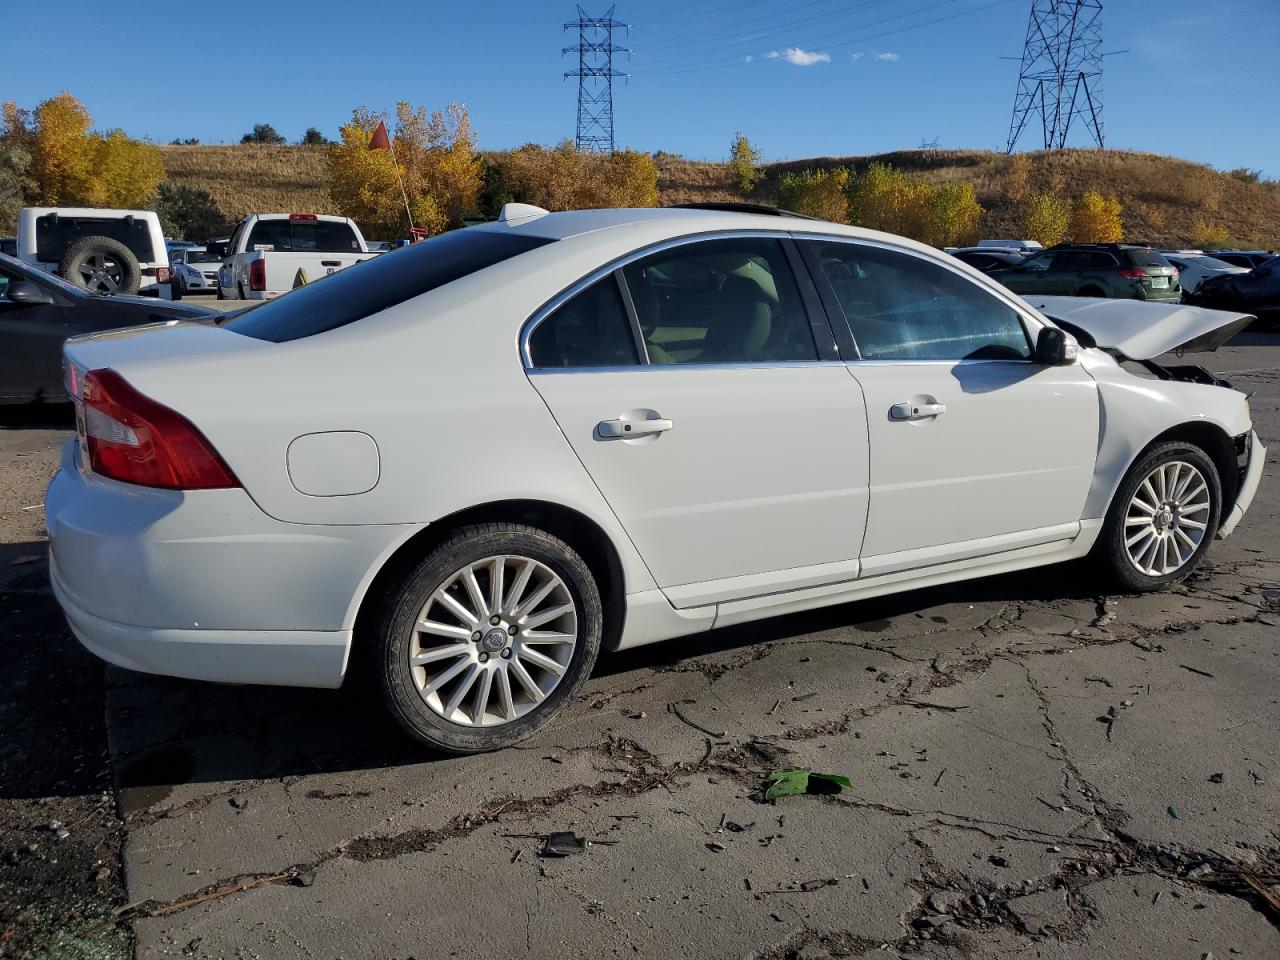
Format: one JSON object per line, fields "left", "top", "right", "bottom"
{"left": 563, "top": 5, "right": 630, "bottom": 152}
{"left": 1005, "top": 0, "right": 1104, "bottom": 151}
{"left": 631, "top": 0, "right": 1019, "bottom": 77}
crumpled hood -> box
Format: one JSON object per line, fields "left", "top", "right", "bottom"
{"left": 1023, "top": 296, "right": 1254, "bottom": 359}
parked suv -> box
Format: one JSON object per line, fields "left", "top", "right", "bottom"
{"left": 15, "top": 207, "right": 171, "bottom": 297}
{"left": 989, "top": 244, "right": 1181, "bottom": 302}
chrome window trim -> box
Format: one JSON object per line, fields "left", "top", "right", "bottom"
{"left": 519, "top": 229, "right": 809, "bottom": 371}
{"left": 527, "top": 359, "right": 850, "bottom": 376}
{"left": 788, "top": 231, "right": 1051, "bottom": 350}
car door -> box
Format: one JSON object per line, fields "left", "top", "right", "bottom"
{"left": 992, "top": 250, "right": 1055, "bottom": 294}
{"left": 526, "top": 234, "right": 871, "bottom": 608}
{"left": 0, "top": 264, "right": 73, "bottom": 402}
{"left": 801, "top": 238, "right": 1099, "bottom": 576}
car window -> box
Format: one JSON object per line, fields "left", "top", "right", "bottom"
{"left": 807, "top": 241, "right": 1032, "bottom": 362}
{"left": 1020, "top": 252, "right": 1052, "bottom": 272}
{"left": 0, "top": 265, "right": 14, "bottom": 299}
{"left": 227, "top": 229, "right": 554, "bottom": 343}
{"left": 621, "top": 237, "right": 817, "bottom": 364}
{"left": 1088, "top": 252, "right": 1118, "bottom": 268}
{"left": 244, "top": 219, "right": 360, "bottom": 253}
{"left": 528, "top": 276, "right": 638, "bottom": 368}
{"left": 34, "top": 215, "right": 157, "bottom": 264}
{"left": 1125, "top": 248, "right": 1171, "bottom": 268}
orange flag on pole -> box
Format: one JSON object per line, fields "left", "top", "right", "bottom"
{"left": 368, "top": 121, "right": 390, "bottom": 151}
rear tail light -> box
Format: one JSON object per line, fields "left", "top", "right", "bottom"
{"left": 1118, "top": 267, "right": 1147, "bottom": 279}
{"left": 156, "top": 266, "right": 171, "bottom": 283}
{"left": 82, "top": 369, "right": 239, "bottom": 490}
{"left": 249, "top": 259, "right": 266, "bottom": 291}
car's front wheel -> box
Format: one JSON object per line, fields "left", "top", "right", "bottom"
{"left": 1099, "top": 441, "right": 1222, "bottom": 592}
{"left": 376, "top": 523, "right": 602, "bottom": 753}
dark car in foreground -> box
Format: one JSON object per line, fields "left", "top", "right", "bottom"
{"left": 1191, "top": 256, "right": 1280, "bottom": 323}
{"left": 0, "top": 252, "right": 215, "bottom": 404}
{"left": 989, "top": 243, "right": 1181, "bottom": 302}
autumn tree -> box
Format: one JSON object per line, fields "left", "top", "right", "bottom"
{"left": 1004, "top": 152, "right": 1032, "bottom": 204}
{"left": 489, "top": 141, "right": 658, "bottom": 213}
{"left": 299, "top": 127, "right": 328, "bottom": 146}
{"left": 776, "top": 167, "right": 850, "bottom": 222}
{"left": 729, "top": 133, "right": 762, "bottom": 194}
{"left": 0, "top": 103, "right": 36, "bottom": 230}
{"left": 1069, "top": 189, "right": 1123, "bottom": 243}
{"left": 929, "top": 182, "right": 983, "bottom": 248}
{"left": 328, "top": 102, "right": 484, "bottom": 239}
{"left": 1190, "top": 218, "right": 1231, "bottom": 250}
{"left": 1022, "top": 192, "right": 1069, "bottom": 247}
{"left": 2, "top": 92, "right": 164, "bottom": 210}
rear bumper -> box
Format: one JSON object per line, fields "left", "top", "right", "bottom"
{"left": 45, "top": 440, "right": 417, "bottom": 687}
{"left": 1218, "top": 431, "right": 1265, "bottom": 539}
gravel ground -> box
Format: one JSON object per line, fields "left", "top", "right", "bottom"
{"left": 1, "top": 334, "right": 1278, "bottom": 960}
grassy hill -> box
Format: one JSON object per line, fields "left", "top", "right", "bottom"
{"left": 161, "top": 144, "right": 1280, "bottom": 248}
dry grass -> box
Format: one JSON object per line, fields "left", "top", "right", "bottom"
{"left": 162, "top": 145, "right": 1280, "bottom": 247}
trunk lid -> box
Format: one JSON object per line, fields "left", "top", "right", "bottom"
{"left": 1024, "top": 296, "right": 1253, "bottom": 359}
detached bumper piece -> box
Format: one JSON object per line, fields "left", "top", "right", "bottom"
{"left": 1218, "top": 431, "right": 1265, "bottom": 539}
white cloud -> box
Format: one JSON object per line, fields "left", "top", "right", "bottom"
{"left": 875, "top": 52, "right": 901, "bottom": 62}
{"left": 766, "top": 47, "right": 831, "bottom": 66}
{"left": 744, "top": 54, "right": 754, "bottom": 63}
{"left": 850, "top": 52, "right": 865, "bottom": 62}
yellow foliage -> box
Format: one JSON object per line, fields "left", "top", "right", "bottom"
{"left": 729, "top": 132, "right": 762, "bottom": 194}
{"left": 1189, "top": 218, "right": 1231, "bottom": 249}
{"left": 777, "top": 167, "right": 850, "bottom": 222}
{"left": 1004, "top": 153, "right": 1032, "bottom": 204}
{"left": 5, "top": 93, "right": 164, "bottom": 209}
{"left": 84, "top": 130, "right": 166, "bottom": 208}
{"left": 493, "top": 142, "right": 659, "bottom": 211}
{"left": 846, "top": 163, "right": 983, "bottom": 247}
{"left": 1069, "top": 189, "right": 1124, "bottom": 243}
{"left": 328, "top": 102, "right": 483, "bottom": 239}
{"left": 1022, "top": 192, "right": 1070, "bottom": 247}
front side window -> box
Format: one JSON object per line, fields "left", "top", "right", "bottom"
{"left": 1020, "top": 252, "right": 1053, "bottom": 272}
{"left": 808, "top": 241, "right": 1032, "bottom": 362}
{"left": 622, "top": 237, "right": 818, "bottom": 364}
{"left": 528, "top": 276, "right": 638, "bottom": 368}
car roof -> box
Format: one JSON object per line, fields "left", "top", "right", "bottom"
{"left": 21, "top": 206, "right": 160, "bottom": 218}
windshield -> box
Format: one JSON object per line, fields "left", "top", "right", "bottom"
{"left": 227, "top": 228, "right": 554, "bottom": 342}
{"left": 245, "top": 218, "right": 360, "bottom": 253}
{"left": 1182, "top": 255, "right": 1236, "bottom": 270}
{"left": 184, "top": 249, "right": 222, "bottom": 264}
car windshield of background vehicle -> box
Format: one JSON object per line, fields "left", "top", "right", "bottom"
{"left": 621, "top": 237, "right": 818, "bottom": 364}
{"left": 227, "top": 229, "right": 554, "bottom": 342}
{"left": 244, "top": 219, "right": 362, "bottom": 253}
{"left": 808, "top": 241, "right": 1032, "bottom": 362}
{"left": 35, "top": 216, "right": 156, "bottom": 264}
{"left": 184, "top": 249, "right": 222, "bottom": 264}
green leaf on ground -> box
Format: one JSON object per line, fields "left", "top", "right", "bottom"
{"left": 765, "top": 769, "right": 852, "bottom": 801}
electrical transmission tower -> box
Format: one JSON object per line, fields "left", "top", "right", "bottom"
{"left": 1005, "top": 0, "right": 1104, "bottom": 153}
{"left": 563, "top": 6, "right": 629, "bottom": 153}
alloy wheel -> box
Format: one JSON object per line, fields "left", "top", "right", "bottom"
{"left": 1123, "top": 460, "right": 1211, "bottom": 576}
{"left": 78, "top": 254, "right": 124, "bottom": 294}
{"left": 408, "top": 555, "right": 578, "bottom": 727}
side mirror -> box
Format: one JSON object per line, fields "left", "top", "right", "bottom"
{"left": 6, "top": 280, "right": 55, "bottom": 306}
{"left": 1035, "top": 326, "right": 1078, "bottom": 365}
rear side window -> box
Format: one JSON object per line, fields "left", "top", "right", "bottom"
{"left": 809, "top": 240, "right": 1031, "bottom": 361}
{"left": 227, "top": 229, "right": 554, "bottom": 342}
{"left": 528, "top": 276, "right": 638, "bottom": 368}
{"left": 245, "top": 219, "right": 360, "bottom": 253}
{"left": 1125, "top": 248, "right": 1172, "bottom": 268}
{"left": 35, "top": 215, "right": 156, "bottom": 264}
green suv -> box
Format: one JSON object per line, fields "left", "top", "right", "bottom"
{"left": 989, "top": 244, "right": 1181, "bottom": 302}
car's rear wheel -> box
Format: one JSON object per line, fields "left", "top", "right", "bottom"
{"left": 1098, "top": 441, "right": 1222, "bottom": 592}
{"left": 1078, "top": 285, "right": 1106, "bottom": 298}
{"left": 376, "top": 523, "right": 602, "bottom": 753}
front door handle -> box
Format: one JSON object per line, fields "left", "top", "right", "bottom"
{"left": 889, "top": 401, "right": 946, "bottom": 421}
{"left": 596, "top": 416, "right": 673, "bottom": 439}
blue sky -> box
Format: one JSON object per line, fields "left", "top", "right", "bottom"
{"left": 6, "top": 0, "right": 1278, "bottom": 174}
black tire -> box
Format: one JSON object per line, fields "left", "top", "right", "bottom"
{"left": 375, "top": 523, "right": 603, "bottom": 753}
{"left": 237, "top": 282, "right": 247, "bottom": 300}
{"left": 1097, "top": 441, "right": 1222, "bottom": 593}
{"left": 59, "top": 236, "right": 142, "bottom": 295}
{"left": 216, "top": 284, "right": 225, "bottom": 300}
{"left": 171, "top": 276, "right": 184, "bottom": 300}
{"left": 1078, "top": 285, "right": 1106, "bottom": 298}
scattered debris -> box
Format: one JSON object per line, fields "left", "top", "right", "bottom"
{"left": 764, "top": 769, "right": 851, "bottom": 801}
{"left": 1084, "top": 675, "right": 1114, "bottom": 687}
{"left": 988, "top": 855, "right": 1010, "bottom": 868}
{"left": 291, "top": 870, "right": 316, "bottom": 888}
{"left": 1209, "top": 772, "right": 1225, "bottom": 784}
{"left": 932, "top": 767, "right": 948, "bottom": 788}
{"left": 900, "top": 699, "right": 969, "bottom": 712}
{"left": 228, "top": 796, "right": 248, "bottom": 810}
{"left": 1180, "top": 664, "right": 1215, "bottom": 679}
{"left": 543, "top": 832, "right": 588, "bottom": 857}
{"left": 1167, "top": 806, "right": 1180, "bottom": 819}
{"left": 705, "top": 841, "right": 726, "bottom": 853}
{"left": 667, "top": 701, "right": 725, "bottom": 738}
{"left": 747, "top": 740, "right": 791, "bottom": 765}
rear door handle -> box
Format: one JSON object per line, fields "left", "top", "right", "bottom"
{"left": 596, "top": 417, "right": 673, "bottom": 439}
{"left": 889, "top": 401, "right": 946, "bottom": 421}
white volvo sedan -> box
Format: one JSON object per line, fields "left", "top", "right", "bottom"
{"left": 46, "top": 204, "right": 1265, "bottom": 753}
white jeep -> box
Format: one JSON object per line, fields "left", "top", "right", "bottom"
{"left": 15, "top": 207, "right": 171, "bottom": 297}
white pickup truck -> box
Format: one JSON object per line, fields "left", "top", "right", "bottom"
{"left": 215, "top": 213, "right": 379, "bottom": 301}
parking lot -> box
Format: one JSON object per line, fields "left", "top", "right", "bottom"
{"left": 0, "top": 333, "right": 1277, "bottom": 960}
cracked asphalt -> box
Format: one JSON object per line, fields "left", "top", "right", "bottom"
{"left": 2, "top": 334, "right": 1279, "bottom": 960}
